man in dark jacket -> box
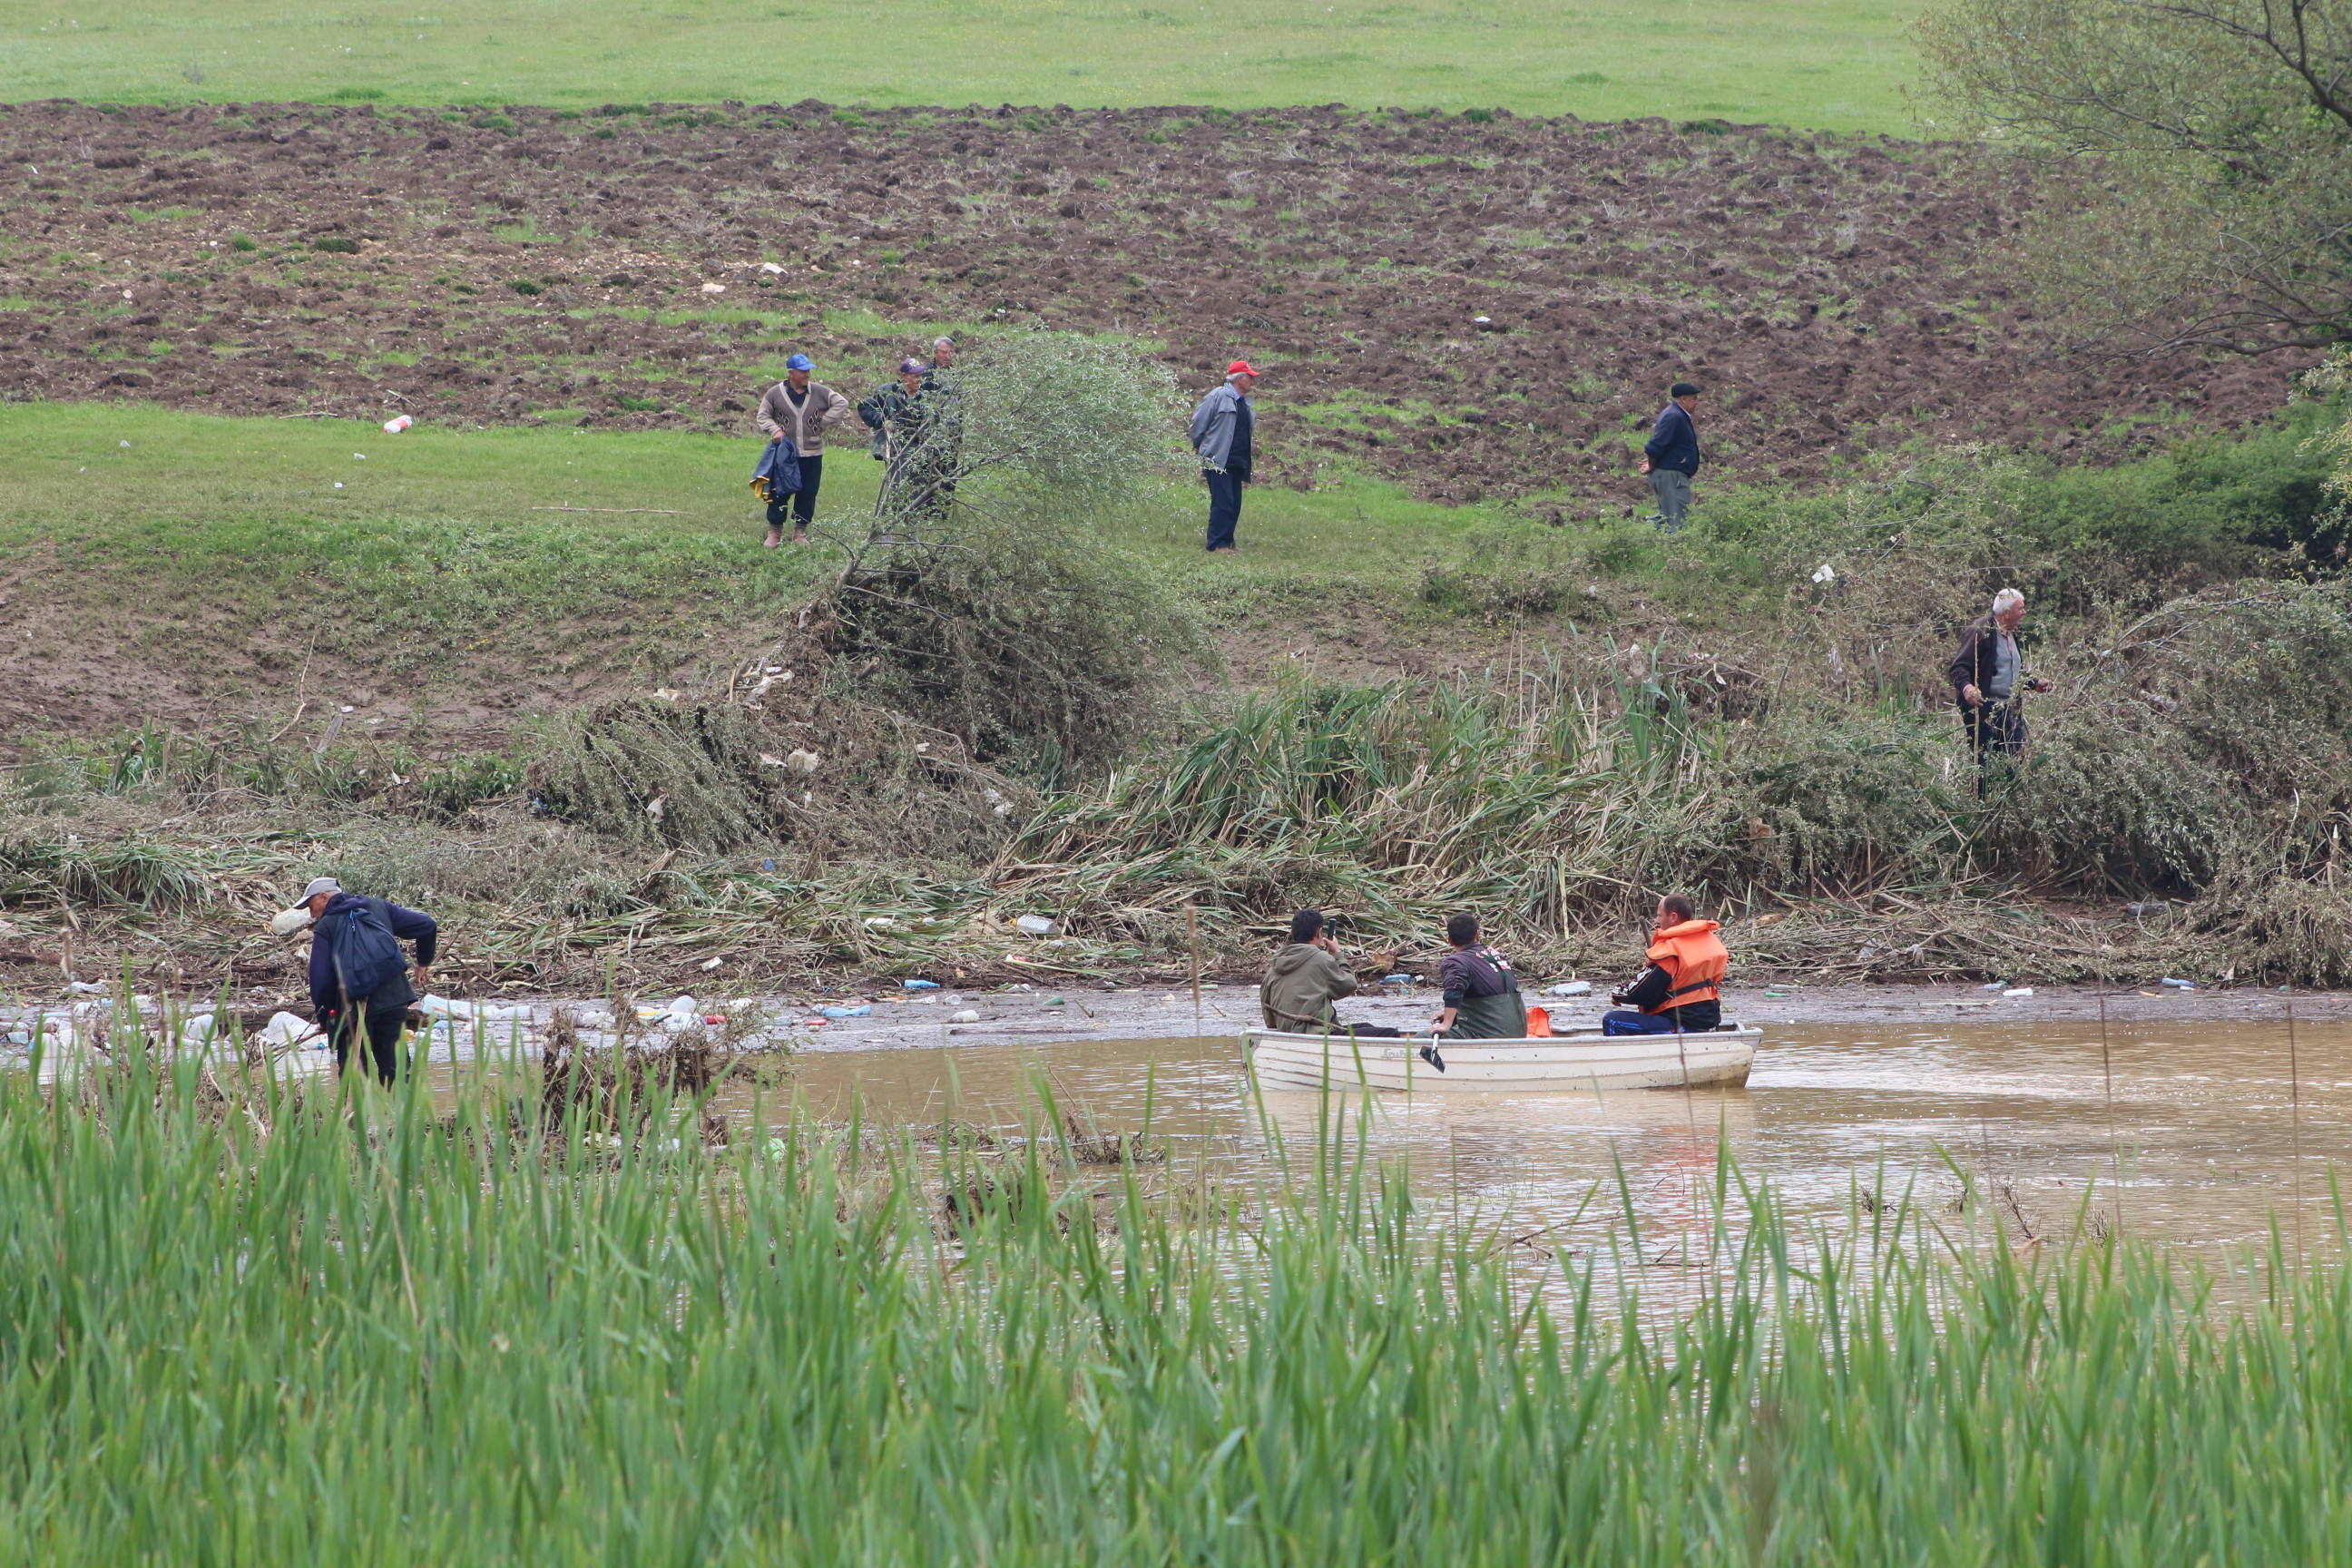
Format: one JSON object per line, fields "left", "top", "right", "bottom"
{"left": 1259, "top": 908, "right": 1401, "bottom": 1037}
{"left": 1431, "top": 913, "right": 1526, "bottom": 1041}
{"left": 292, "top": 876, "right": 437, "bottom": 1084}
{"left": 1639, "top": 381, "right": 1701, "bottom": 532}
{"left": 1947, "top": 588, "right": 2053, "bottom": 779}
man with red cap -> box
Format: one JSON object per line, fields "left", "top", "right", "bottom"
{"left": 1187, "top": 359, "right": 1259, "bottom": 553}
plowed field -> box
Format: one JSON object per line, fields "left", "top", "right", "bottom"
{"left": 0, "top": 98, "right": 2300, "bottom": 512}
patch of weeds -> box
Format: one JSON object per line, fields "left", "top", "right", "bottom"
{"left": 451, "top": 282, "right": 479, "bottom": 296}
{"left": 508, "top": 279, "right": 543, "bottom": 297}
{"left": 229, "top": 234, "right": 259, "bottom": 252}
{"left": 613, "top": 393, "right": 663, "bottom": 411}
{"left": 310, "top": 237, "right": 359, "bottom": 254}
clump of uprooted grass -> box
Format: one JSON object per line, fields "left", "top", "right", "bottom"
{"left": 7, "top": 1055, "right": 2352, "bottom": 1560}
{"left": 1006, "top": 581, "right": 2352, "bottom": 983}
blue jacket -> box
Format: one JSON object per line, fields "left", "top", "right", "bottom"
{"left": 1188, "top": 383, "right": 1255, "bottom": 472}
{"left": 309, "top": 893, "right": 437, "bottom": 1015}
{"left": 1644, "top": 402, "right": 1700, "bottom": 476}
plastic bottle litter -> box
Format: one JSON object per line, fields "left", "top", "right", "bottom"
{"left": 1015, "top": 915, "right": 1057, "bottom": 936}
{"left": 1382, "top": 974, "right": 1413, "bottom": 985}
{"left": 270, "top": 906, "right": 314, "bottom": 936}
{"left": 383, "top": 415, "right": 413, "bottom": 433}
{"left": 1042, "top": 995, "right": 1066, "bottom": 1008}
{"left": 1544, "top": 980, "right": 1593, "bottom": 997}
{"left": 667, "top": 995, "right": 698, "bottom": 1018}
{"left": 422, "top": 995, "right": 475, "bottom": 1019}
{"left": 949, "top": 1009, "right": 980, "bottom": 1024}
{"left": 66, "top": 981, "right": 105, "bottom": 996}
{"left": 2003, "top": 987, "right": 2035, "bottom": 999}
{"left": 903, "top": 979, "right": 940, "bottom": 990}
{"left": 863, "top": 916, "right": 898, "bottom": 930}
{"left": 818, "top": 1004, "right": 872, "bottom": 1020}
{"left": 2161, "top": 977, "right": 2197, "bottom": 990}
{"left": 1980, "top": 982, "right": 2006, "bottom": 992}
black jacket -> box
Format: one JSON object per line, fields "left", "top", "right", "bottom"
{"left": 1612, "top": 962, "right": 1721, "bottom": 1031}
{"left": 1947, "top": 615, "right": 2016, "bottom": 703}
{"left": 309, "top": 893, "right": 436, "bottom": 1016}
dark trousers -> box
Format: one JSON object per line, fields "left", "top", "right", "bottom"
{"left": 1963, "top": 700, "right": 2024, "bottom": 773}
{"left": 1602, "top": 1009, "right": 1690, "bottom": 1036}
{"left": 765, "top": 451, "right": 822, "bottom": 534}
{"left": 328, "top": 1006, "right": 407, "bottom": 1084}
{"left": 1205, "top": 469, "right": 1246, "bottom": 551}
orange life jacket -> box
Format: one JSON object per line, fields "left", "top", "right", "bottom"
{"left": 1641, "top": 918, "right": 1727, "bottom": 1014}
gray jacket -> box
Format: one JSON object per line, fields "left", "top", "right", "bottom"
{"left": 1188, "top": 383, "right": 1253, "bottom": 471}
{"left": 756, "top": 379, "right": 851, "bottom": 456}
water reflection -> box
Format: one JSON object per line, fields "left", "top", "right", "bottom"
{"left": 760, "top": 1018, "right": 2352, "bottom": 1259}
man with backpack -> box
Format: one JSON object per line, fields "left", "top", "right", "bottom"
{"left": 291, "top": 877, "right": 438, "bottom": 1084}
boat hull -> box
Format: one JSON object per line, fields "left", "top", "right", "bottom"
{"left": 1242, "top": 1025, "right": 1759, "bottom": 1094}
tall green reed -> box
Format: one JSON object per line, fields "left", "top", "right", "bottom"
{"left": 2, "top": 1053, "right": 2351, "bottom": 1562}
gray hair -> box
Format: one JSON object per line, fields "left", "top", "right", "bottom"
{"left": 933, "top": 336, "right": 955, "bottom": 352}
{"left": 1992, "top": 588, "right": 2025, "bottom": 615}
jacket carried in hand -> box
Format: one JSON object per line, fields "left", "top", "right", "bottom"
{"left": 755, "top": 379, "right": 851, "bottom": 456}
{"left": 1260, "top": 943, "right": 1358, "bottom": 1031}
{"left": 1612, "top": 918, "right": 1727, "bottom": 1031}
{"left": 308, "top": 893, "right": 436, "bottom": 1017}
{"left": 1187, "top": 383, "right": 1255, "bottom": 473}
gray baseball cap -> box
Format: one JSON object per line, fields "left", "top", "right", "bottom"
{"left": 297, "top": 877, "right": 343, "bottom": 903}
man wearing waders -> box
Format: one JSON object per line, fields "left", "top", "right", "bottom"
{"left": 291, "top": 876, "right": 437, "bottom": 1084}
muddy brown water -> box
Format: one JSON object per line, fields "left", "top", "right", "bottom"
{"left": 734, "top": 1019, "right": 2352, "bottom": 1260}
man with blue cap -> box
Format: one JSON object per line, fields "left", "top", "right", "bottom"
{"left": 755, "top": 352, "right": 850, "bottom": 547}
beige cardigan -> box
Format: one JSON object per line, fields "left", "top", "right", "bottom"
{"left": 755, "top": 379, "right": 851, "bottom": 456}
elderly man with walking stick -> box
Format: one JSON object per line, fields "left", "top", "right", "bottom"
{"left": 1949, "top": 587, "right": 2054, "bottom": 781}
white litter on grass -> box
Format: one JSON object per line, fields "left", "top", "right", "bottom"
{"left": 1015, "top": 915, "right": 1057, "bottom": 936}
{"left": 384, "top": 415, "right": 413, "bottom": 433}
{"left": 785, "top": 749, "right": 821, "bottom": 774}
{"left": 760, "top": 261, "right": 787, "bottom": 274}
{"left": 119, "top": 439, "right": 131, "bottom": 447}
{"left": 258, "top": 1011, "right": 315, "bottom": 1047}
{"left": 354, "top": 453, "right": 367, "bottom": 460}
{"left": 1810, "top": 563, "right": 1836, "bottom": 584}
{"left": 333, "top": 481, "right": 344, "bottom": 488}
{"left": 700, "top": 956, "right": 725, "bottom": 971}
{"left": 701, "top": 281, "right": 727, "bottom": 294}
{"left": 863, "top": 916, "right": 898, "bottom": 930}
{"left": 645, "top": 797, "right": 665, "bottom": 822}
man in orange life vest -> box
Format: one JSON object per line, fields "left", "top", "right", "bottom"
{"left": 1602, "top": 894, "right": 1728, "bottom": 1036}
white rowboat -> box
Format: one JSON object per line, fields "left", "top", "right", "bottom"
{"left": 1243, "top": 1023, "right": 1759, "bottom": 1094}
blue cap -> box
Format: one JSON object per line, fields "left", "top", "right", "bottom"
{"left": 786, "top": 353, "right": 814, "bottom": 372}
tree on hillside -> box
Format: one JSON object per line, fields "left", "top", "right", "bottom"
{"left": 1920, "top": 0, "right": 2352, "bottom": 355}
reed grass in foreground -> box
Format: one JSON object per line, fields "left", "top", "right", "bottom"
{"left": 2, "top": 1058, "right": 2350, "bottom": 1563}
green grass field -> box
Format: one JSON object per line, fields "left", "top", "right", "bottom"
{"left": 1, "top": 0, "right": 1924, "bottom": 132}
{"left": 0, "top": 403, "right": 1534, "bottom": 696}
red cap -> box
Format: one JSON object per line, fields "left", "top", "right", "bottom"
{"left": 1226, "top": 359, "right": 1258, "bottom": 377}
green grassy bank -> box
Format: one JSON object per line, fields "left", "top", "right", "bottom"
{"left": 0, "top": 402, "right": 1524, "bottom": 696}
{"left": 2, "top": 1057, "right": 2349, "bottom": 1562}
{"left": 2, "top": 0, "right": 1922, "bottom": 132}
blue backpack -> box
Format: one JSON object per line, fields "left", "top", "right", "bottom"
{"left": 326, "top": 897, "right": 407, "bottom": 1004}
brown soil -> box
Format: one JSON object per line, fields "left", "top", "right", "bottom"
{"left": 0, "top": 99, "right": 2308, "bottom": 511}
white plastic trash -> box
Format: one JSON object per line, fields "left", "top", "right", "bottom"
{"left": 949, "top": 1009, "right": 980, "bottom": 1024}
{"left": 1545, "top": 981, "right": 1593, "bottom": 997}
{"left": 383, "top": 415, "right": 413, "bottom": 433}
{"left": 2161, "top": 977, "right": 2196, "bottom": 990}
{"left": 1015, "top": 915, "right": 1057, "bottom": 936}
{"left": 666, "top": 995, "right": 698, "bottom": 1019}
{"left": 2002, "top": 987, "right": 2035, "bottom": 999}
{"left": 258, "top": 1011, "right": 315, "bottom": 1047}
